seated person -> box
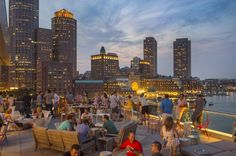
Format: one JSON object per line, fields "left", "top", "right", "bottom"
{"left": 120, "top": 132, "right": 143, "bottom": 156}
{"left": 81, "top": 109, "right": 94, "bottom": 127}
{"left": 76, "top": 119, "right": 91, "bottom": 143}
{"left": 63, "top": 144, "right": 84, "bottom": 156}
{"left": 151, "top": 141, "right": 163, "bottom": 156}
{"left": 57, "top": 114, "right": 73, "bottom": 131}
{"left": 34, "top": 107, "right": 44, "bottom": 118}
{"left": 102, "top": 115, "right": 118, "bottom": 134}
{"left": 3, "top": 109, "right": 13, "bottom": 122}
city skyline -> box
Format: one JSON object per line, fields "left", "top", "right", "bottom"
{"left": 5, "top": 0, "right": 236, "bottom": 79}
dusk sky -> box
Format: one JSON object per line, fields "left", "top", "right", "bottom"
{"left": 7, "top": 0, "right": 236, "bottom": 79}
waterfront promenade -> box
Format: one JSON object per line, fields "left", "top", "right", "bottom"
{"left": 0, "top": 117, "right": 221, "bottom": 156}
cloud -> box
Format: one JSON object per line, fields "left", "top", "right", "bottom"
{"left": 6, "top": 0, "right": 236, "bottom": 79}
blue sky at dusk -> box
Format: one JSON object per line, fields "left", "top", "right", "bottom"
{"left": 6, "top": 0, "right": 236, "bottom": 79}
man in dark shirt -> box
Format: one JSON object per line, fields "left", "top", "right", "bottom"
{"left": 102, "top": 115, "right": 118, "bottom": 134}
{"left": 151, "top": 141, "right": 163, "bottom": 156}
{"left": 23, "top": 91, "right": 32, "bottom": 118}
{"left": 63, "top": 144, "right": 84, "bottom": 156}
{"left": 191, "top": 94, "right": 206, "bottom": 128}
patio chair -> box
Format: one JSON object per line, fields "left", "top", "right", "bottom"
{"left": 108, "top": 121, "right": 137, "bottom": 148}
{"left": 148, "top": 116, "right": 161, "bottom": 133}
{"left": 32, "top": 127, "right": 50, "bottom": 151}
{"left": 47, "top": 129, "right": 64, "bottom": 151}
{"left": 61, "top": 131, "right": 79, "bottom": 151}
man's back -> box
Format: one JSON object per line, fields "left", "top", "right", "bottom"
{"left": 45, "top": 93, "right": 53, "bottom": 104}
{"left": 103, "top": 120, "right": 118, "bottom": 134}
{"left": 195, "top": 98, "right": 205, "bottom": 113}
{"left": 109, "top": 95, "right": 118, "bottom": 108}
{"left": 161, "top": 98, "right": 173, "bottom": 114}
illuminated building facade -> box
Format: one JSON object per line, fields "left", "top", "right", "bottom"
{"left": 119, "top": 67, "right": 131, "bottom": 77}
{"left": 42, "top": 62, "right": 73, "bottom": 95}
{"left": 74, "top": 80, "right": 104, "bottom": 97}
{"left": 9, "top": 0, "right": 39, "bottom": 89}
{"left": 35, "top": 28, "right": 52, "bottom": 93}
{"left": 91, "top": 46, "right": 119, "bottom": 80}
{"left": 52, "top": 9, "right": 77, "bottom": 78}
{"left": 0, "top": 0, "right": 10, "bottom": 89}
{"left": 130, "top": 57, "right": 141, "bottom": 74}
{"left": 144, "top": 37, "right": 157, "bottom": 77}
{"left": 0, "top": 0, "right": 9, "bottom": 52}
{"left": 139, "top": 60, "right": 151, "bottom": 78}
{"left": 140, "top": 77, "right": 202, "bottom": 97}
{"left": 173, "top": 38, "right": 191, "bottom": 78}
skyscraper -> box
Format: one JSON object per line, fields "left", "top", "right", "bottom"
{"left": 0, "top": 0, "right": 9, "bottom": 53}
{"left": 173, "top": 38, "right": 191, "bottom": 78}
{"left": 130, "top": 57, "right": 141, "bottom": 75}
{"left": 35, "top": 28, "right": 52, "bottom": 93}
{"left": 9, "top": 0, "right": 39, "bottom": 89}
{"left": 0, "top": 0, "right": 10, "bottom": 89}
{"left": 52, "top": 9, "right": 77, "bottom": 78}
{"left": 139, "top": 60, "right": 151, "bottom": 78}
{"left": 144, "top": 37, "right": 157, "bottom": 77}
{"left": 91, "top": 46, "right": 119, "bottom": 80}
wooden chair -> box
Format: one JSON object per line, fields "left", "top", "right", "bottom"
{"left": 61, "top": 131, "right": 79, "bottom": 151}
{"left": 47, "top": 129, "right": 64, "bottom": 151}
{"left": 108, "top": 121, "right": 138, "bottom": 148}
{"left": 32, "top": 127, "right": 50, "bottom": 151}
{"left": 148, "top": 116, "right": 161, "bottom": 133}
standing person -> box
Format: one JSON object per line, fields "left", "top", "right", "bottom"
{"left": 175, "top": 94, "right": 187, "bottom": 124}
{"left": 109, "top": 91, "right": 119, "bottom": 121}
{"left": 160, "top": 94, "right": 173, "bottom": 122}
{"left": 191, "top": 94, "right": 206, "bottom": 128}
{"left": 22, "top": 91, "right": 32, "bottom": 118}
{"left": 82, "top": 91, "right": 89, "bottom": 105}
{"left": 151, "top": 141, "right": 164, "bottom": 156}
{"left": 36, "top": 91, "right": 43, "bottom": 107}
{"left": 53, "top": 91, "right": 60, "bottom": 116}
{"left": 139, "top": 93, "right": 148, "bottom": 120}
{"left": 0, "top": 93, "right": 4, "bottom": 113}
{"left": 66, "top": 92, "right": 74, "bottom": 105}
{"left": 75, "top": 93, "right": 83, "bottom": 105}
{"left": 123, "top": 95, "right": 133, "bottom": 120}
{"left": 8, "top": 94, "right": 15, "bottom": 108}
{"left": 160, "top": 117, "right": 179, "bottom": 156}
{"left": 93, "top": 93, "right": 102, "bottom": 108}
{"left": 116, "top": 92, "right": 123, "bottom": 120}
{"left": 44, "top": 89, "right": 53, "bottom": 116}
{"left": 101, "top": 92, "right": 110, "bottom": 111}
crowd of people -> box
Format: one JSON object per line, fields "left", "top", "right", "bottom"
{"left": 0, "top": 89, "right": 207, "bottom": 156}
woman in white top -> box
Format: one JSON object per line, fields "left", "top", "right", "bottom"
{"left": 161, "top": 116, "right": 179, "bottom": 156}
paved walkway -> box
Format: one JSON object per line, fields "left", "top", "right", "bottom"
{"left": 0, "top": 118, "right": 219, "bottom": 156}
